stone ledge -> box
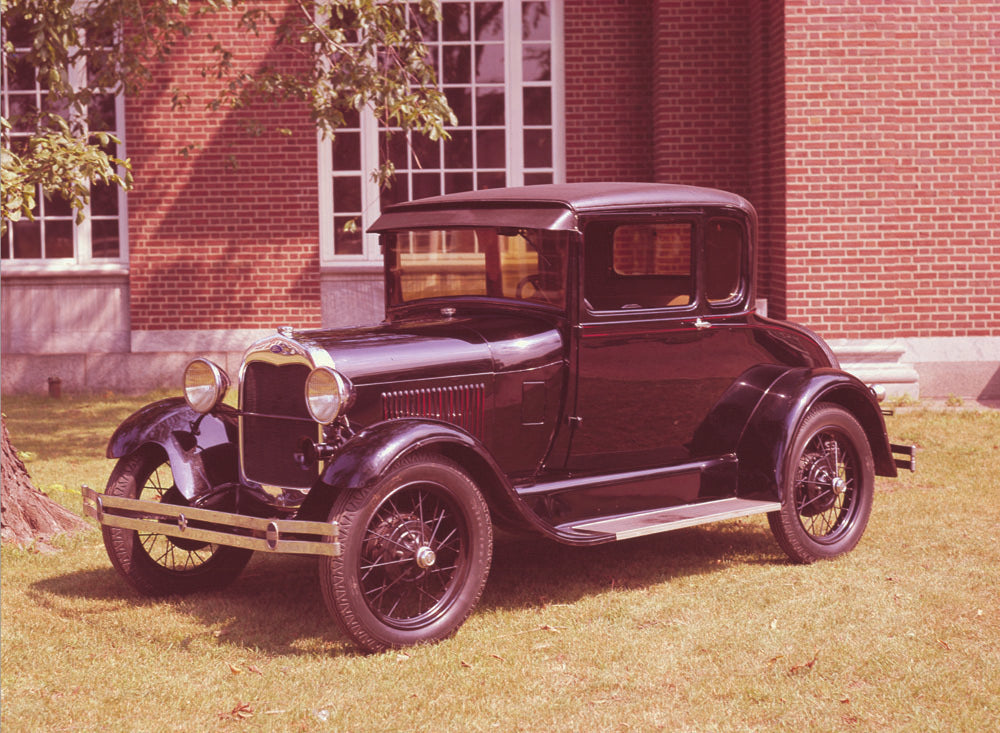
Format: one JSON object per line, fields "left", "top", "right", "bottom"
{"left": 830, "top": 337, "right": 1000, "bottom": 400}
{"left": 131, "top": 329, "right": 273, "bottom": 354}
{"left": 829, "top": 338, "right": 920, "bottom": 399}
{"left": 1, "top": 352, "right": 245, "bottom": 396}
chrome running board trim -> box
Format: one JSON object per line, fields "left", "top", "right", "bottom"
{"left": 570, "top": 498, "right": 781, "bottom": 541}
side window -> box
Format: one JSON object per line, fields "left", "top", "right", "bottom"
{"left": 585, "top": 221, "right": 693, "bottom": 311}
{"left": 705, "top": 219, "right": 744, "bottom": 304}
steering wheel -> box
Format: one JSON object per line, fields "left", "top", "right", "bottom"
{"left": 515, "top": 274, "right": 552, "bottom": 304}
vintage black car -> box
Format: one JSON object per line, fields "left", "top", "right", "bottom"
{"left": 84, "top": 183, "right": 915, "bottom": 652}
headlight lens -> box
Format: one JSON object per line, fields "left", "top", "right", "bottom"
{"left": 305, "top": 367, "right": 352, "bottom": 424}
{"left": 183, "top": 358, "right": 229, "bottom": 414}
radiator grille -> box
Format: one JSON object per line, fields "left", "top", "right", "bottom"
{"left": 382, "top": 384, "right": 485, "bottom": 439}
{"left": 240, "top": 360, "right": 318, "bottom": 489}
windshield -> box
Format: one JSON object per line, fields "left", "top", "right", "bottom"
{"left": 385, "top": 228, "right": 569, "bottom": 310}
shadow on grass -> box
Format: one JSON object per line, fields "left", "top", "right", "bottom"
{"left": 31, "top": 519, "right": 782, "bottom": 656}
{"left": 3, "top": 392, "right": 174, "bottom": 461}
{"left": 483, "top": 519, "right": 783, "bottom": 611}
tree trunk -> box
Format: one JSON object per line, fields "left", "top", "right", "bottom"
{"left": 1, "top": 415, "right": 87, "bottom": 550}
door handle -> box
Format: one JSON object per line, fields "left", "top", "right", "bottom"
{"left": 693, "top": 317, "right": 712, "bottom": 330}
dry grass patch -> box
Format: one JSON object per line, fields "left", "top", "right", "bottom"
{"left": 2, "top": 395, "right": 998, "bottom": 731}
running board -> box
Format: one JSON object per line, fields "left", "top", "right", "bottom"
{"left": 570, "top": 498, "right": 782, "bottom": 541}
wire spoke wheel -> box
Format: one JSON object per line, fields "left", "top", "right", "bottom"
{"left": 360, "top": 482, "right": 467, "bottom": 627}
{"left": 101, "top": 447, "right": 252, "bottom": 595}
{"left": 792, "top": 430, "right": 859, "bottom": 543}
{"left": 134, "top": 461, "right": 220, "bottom": 571}
{"left": 321, "top": 452, "right": 492, "bottom": 652}
{"left": 769, "top": 404, "right": 874, "bottom": 563}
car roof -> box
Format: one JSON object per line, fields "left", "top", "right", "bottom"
{"left": 369, "top": 182, "right": 754, "bottom": 233}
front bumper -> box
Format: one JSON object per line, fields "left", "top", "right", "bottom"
{"left": 82, "top": 486, "right": 340, "bottom": 557}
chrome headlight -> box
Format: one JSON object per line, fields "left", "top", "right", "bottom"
{"left": 183, "top": 358, "right": 229, "bottom": 414}
{"left": 305, "top": 367, "right": 352, "bottom": 424}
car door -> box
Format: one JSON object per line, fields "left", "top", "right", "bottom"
{"left": 563, "top": 212, "right": 756, "bottom": 483}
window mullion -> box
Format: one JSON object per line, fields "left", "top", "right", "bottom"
{"left": 551, "top": 0, "right": 566, "bottom": 183}
{"left": 113, "top": 89, "right": 129, "bottom": 265}
{"left": 505, "top": 0, "right": 525, "bottom": 186}
{"left": 360, "top": 106, "right": 382, "bottom": 260}
{"left": 69, "top": 51, "right": 91, "bottom": 263}
{"left": 317, "top": 126, "right": 335, "bottom": 265}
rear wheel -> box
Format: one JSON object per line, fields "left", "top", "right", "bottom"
{"left": 102, "top": 447, "right": 252, "bottom": 595}
{"left": 320, "top": 452, "right": 493, "bottom": 652}
{"left": 768, "top": 404, "right": 875, "bottom": 563}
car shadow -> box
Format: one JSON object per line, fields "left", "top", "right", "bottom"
{"left": 31, "top": 520, "right": 781, "bottom": 656}
{"left": 482, "top": 519, "right": 782, "bottom": 612}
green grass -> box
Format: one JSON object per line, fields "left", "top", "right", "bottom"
{"left": 2, "top": 394, "right": 998, "bottom": 732}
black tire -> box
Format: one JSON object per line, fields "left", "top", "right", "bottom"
{"left": 319, "top": 452, "right": 493, "bottom": 652}
{"left": 768, "top": 404, "right": 875, "bottom": 563}
{"left": 102, "top": 447, "right": 253, "bottom": 595}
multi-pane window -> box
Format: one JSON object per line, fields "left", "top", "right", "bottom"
{"left": 1, "top": 23, "right": 127, "bottom": 267}
{"left": 320, "top": 0, "right": 563, "bottom": 263}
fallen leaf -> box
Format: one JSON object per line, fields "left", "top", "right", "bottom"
{"left": 490, "top": 654, "right": 506, "bottom": 662}
{"left": 219, "top": 702, "right": 253, "bottom": 721}
{"left": 539, "top": 624, "right": 565, "bottom": 633}
{"left": 788, "top": 651, "right": 819, "bottom": 676}
{"left": 247, "top": 664, "right": 263, "bottom": 675}
{"left": 460, "top": 660, "right": 473, "bottom": 668}
{"left": 228, "top": 663, "right": 242, "bottom": 675}
{"left": 937, "top": 639, "right": 950, "bottom": 650}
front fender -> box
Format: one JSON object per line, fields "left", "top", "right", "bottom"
{"left": 318, "top": 418, "right": 497, "bottom": 491}
{"left": 298, "top": 418, "right": 549, "bottom": 534}
{"left": 107, "top": 397, "right": 239, "bottom": 499}
{"left": 736, "top": 368, "right": 894, "bottom": 500}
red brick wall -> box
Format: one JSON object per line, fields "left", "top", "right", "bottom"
{"left": 783, "top": 0, "right": 1000, "bottom": 338}
{"left": 126, "top": 4, "right": 321, "bottom": 331}
{"left": 123, "top": 0, "right": 999, "bottom": 343}
{"left": 651, "top": 1, "right": 751, "bottom": 193}
{"left": 747, "top": 0, "right": 788, "bottom": 319}
{"left": 564, "top": 0, "right": 655, "bottom": 182}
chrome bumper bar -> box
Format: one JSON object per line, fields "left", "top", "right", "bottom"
{"left": 82, "top": 486, "right": 340, "bottom": 557}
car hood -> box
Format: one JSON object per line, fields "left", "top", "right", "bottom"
{"left": 297, "top": 313, "right": 565, "bottom": 386}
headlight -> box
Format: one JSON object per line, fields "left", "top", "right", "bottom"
{"left": 183, "top": 358, "right": 229, "bottom": 414}
{"left": 305, "top": 367, "right": 352, "bottom": 424}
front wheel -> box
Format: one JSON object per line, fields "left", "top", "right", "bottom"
{"left": 320, "top": 452, "right": 493, "bottom": 652}
{"left": 768, "top": 404, "right": 875, "bottom": 563}
{"left": 102, "top": 447, "right": 253, "bottom": 595}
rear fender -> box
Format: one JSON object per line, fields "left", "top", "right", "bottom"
{"left": 736, "top": 368, "right": 894, "bottom": 501}
{"left": 106, "top": 397, "right": 239, "bottom": 500}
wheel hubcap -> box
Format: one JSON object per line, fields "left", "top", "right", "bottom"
{"left": 416, "top": 546, "right": 437, "bottom": 569}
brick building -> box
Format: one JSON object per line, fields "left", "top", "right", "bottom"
{"left": 3, "top": 0, "right": 998, "bottom": 397}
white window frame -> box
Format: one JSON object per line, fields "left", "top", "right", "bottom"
{"left": 318, "top": 0, "right": 565, "bottom": 267}
{"left": 1, "top": 31, "right": 129, "bottom": 275}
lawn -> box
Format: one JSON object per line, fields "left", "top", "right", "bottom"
{"left": 2, "top": 392, "right": 998, "bottom": 732}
